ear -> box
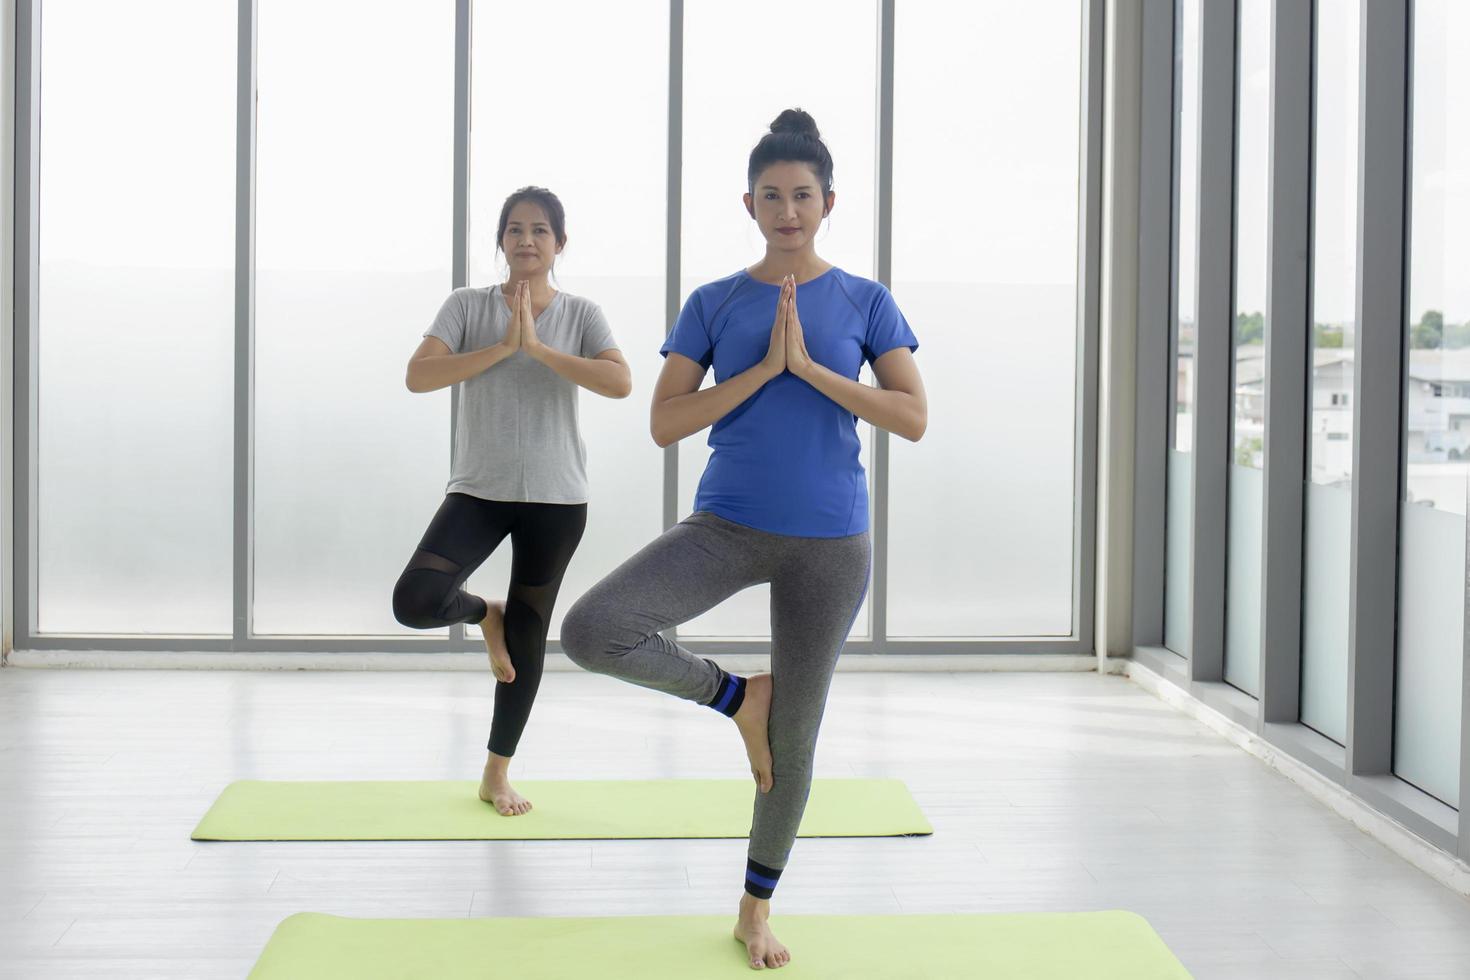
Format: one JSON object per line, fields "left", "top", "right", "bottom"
{"left": 823, "top": 190, "right": 836, "bottom": 218}
{"left": 743, "top": 192, "right": 756, "bottom": 220}
{"left": 556, "top": 235, "right": 567, "bottom": 255}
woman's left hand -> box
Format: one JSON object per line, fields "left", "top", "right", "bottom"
{"left": 785, "top": 278, "right": 814, "bottom": 379}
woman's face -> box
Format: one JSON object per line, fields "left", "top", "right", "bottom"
{"left": 744, "top": 161, "right": 835, "bottom": 252}
{"left": 502, "top": 201, "right": 562, "bottom": 278}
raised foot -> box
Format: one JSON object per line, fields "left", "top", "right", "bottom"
{"left": 732, "top": 673, "right": 774, "bottom": 793}
{"left": 479, "top": 600, "right": 515, "bottom": 684}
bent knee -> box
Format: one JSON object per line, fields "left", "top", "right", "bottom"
{"left": 559, "top": 597, "right": 616, "bottom": 670}
{"left": 392, "top": 572, "right": 444, "bottom": 630}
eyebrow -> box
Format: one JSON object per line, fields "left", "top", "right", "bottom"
{"left": 506, "top": 222, "right": 550, "bottom": 229}
{"left": 760, "top": 185, "right": 815, "bottom": 192}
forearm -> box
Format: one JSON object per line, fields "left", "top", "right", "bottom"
{"left": 652, "top": 363, "right": 777, "bottom": 448}
{"left": 796, "top": 362, "right": 927, "bottom": 441}
{"left": 531, "top": 346, "right": 632, "bottom": 399}
{"left": 406, "top": 343, "right": 516, "bottom": 393}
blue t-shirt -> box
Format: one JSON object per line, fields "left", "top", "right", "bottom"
{"left": 660, "top": 267, "right": 919, "bottom": 537}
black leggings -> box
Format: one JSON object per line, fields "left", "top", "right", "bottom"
{"left": 391, "top": 493, "right": 588, "bottom": 757}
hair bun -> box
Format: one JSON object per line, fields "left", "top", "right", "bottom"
{"left": 769, "top": 108, "right": 821, "bottom": 140}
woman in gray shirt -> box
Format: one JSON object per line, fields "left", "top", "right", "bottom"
{"left": 393, "top": 187, "right": 631, "bottom": 817}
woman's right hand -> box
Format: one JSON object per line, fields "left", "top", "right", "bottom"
{"left": 760, "top": 275, "right": 792, "bottom": 379}
{"left": 503, "top": 280, "right": 525, "bottom": 352}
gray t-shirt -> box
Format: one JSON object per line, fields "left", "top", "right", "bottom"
{"left": 424, "top": 285, "right": 618, "bottom": 504}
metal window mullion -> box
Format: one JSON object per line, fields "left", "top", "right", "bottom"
{"left": 1186, "top": 0, "right": 1236, "bottom": 684}
{"left": 1258, "top": 0, "right": 1312, "bottom": 724}
{"left": 1076, "top": 0, "right": 1104, "bottom": 656}
{"left": 234, "top": 0, "right": 257, "bottom": 647}
{"left": 1132, "top": 0, "right": 1175, "bottom": 650}
{"left": 1344, "top": 0, "right": 1408, "bottom": 780}
{"left": 14, "top": 0, "right": 39, "bottom": 650}
{"left": 449, "top": 0, "right": 470, "bottom": 649}
{"left": 872, "top": 0, "right": 893, "bottom": 647}
{"left": 663, "top": 0, "right": 682, "bottom": 642}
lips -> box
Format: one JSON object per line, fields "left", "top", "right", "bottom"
{"left": 777, "top": 228, "right": 800, "bottom": 235}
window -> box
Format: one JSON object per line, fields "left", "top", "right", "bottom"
{"left": 889, "top": 0, "right": 1083, "bottom": 637}
{"left": 36, "top": 0, "right": 236, "bottom": 634}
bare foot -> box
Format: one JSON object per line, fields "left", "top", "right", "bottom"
{"left": 733, "top": 894, "right": 790, "bottom": 970}
{"left": 477, "top": 754, "right": 532, "bottom": 816}
{"left": 479, "top": 601, "right": 515, "bottom": 683}
{"left": 732, "top": 673, "right": 774, "bottom": 793}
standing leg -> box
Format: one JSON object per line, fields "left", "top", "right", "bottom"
{"left": 735, "top": 529, "right": 871, "bottom": 970}
{"left": 479, "top": 502, "right": 588, "bottom": 815}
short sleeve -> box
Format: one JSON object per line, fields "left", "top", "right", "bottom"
{"left": 579, "top": 301, "right": 619, "bottom": 358}
{"left": 862, "top": 285, "right": 919, "bottom": 365}
{"left": 424, "top": 291, "right": 468, "bottom": 353}
{"left": 660, "top": 289, "right": 714, "bottom": 370}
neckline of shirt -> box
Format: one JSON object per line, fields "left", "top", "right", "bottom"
{"left": 492, "top": 284, "right": 564, "bottom": 321}
{"left": 740, "top": 266, "right": 840, "bottom": 288}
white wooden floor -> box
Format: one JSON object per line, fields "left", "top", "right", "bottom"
{"left": 2, "top": 666, "right": 1469, "bottom": 979}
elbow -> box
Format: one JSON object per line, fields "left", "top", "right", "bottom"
{"left": 903, "top": 412, "right": 928, "bottom": 443}
{"left": 612, "top": 375, "right": 633, "bottom": 400}
{"left": 649, "top": 405, "right": 669, "bottom": 447}
{"left": 405, "top": 369, "right": 423, "bottom": 394}
{"left": 650, "top": 413, "right": 675, "bottom": 448}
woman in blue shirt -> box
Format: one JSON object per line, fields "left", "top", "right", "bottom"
{"left": 562, "top": 109, "right": 927, "bottom": 971}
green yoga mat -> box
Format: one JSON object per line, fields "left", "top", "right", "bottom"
{"left": 192, "top": 779, "right": 932, "bottom": 841}
{"left": 249, "top": 911, "right": 1193, "bottom": 979}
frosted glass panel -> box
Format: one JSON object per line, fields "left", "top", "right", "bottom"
{"left": 465, "top": 0, "right": 666, "bottom": 640}
{"left": 1164, "top": 451, "right": 1193, "bottom": 656}
{"left": 37, "top": 0, "right": 235, "bottom": 634}
{"left": 1301, "top": 483, "right": 1351, "bottom": 744}
{"left": 1395, "top": 0, "right": 1468, "bottom": 808}
{"left": 888, "top": 1, "right": 1081, "bottom": 638}
{"left": 1394, "top": 503, "right": 1464, "bottom": 808}
{"left": 1173, "top": 0, "right": 1200, "bottom": 451}
{"left": 1164, "top": 0, "right": 1200, "bottom": 656}
{"left": 1224, "top": 465, "right": 1262, "bottom": 696}
{"left": 1300, "top": 1, "right": 1359, "bottom": 747}
{"left": 1307, "top": 0, "right": 1359, "bottom": 489}
{"left": 676, "top": 0, "right": 878, "bottom": 640}
{"left": 1222, "top": 0, "right": 1269, "bottom": 697}
{"left": 1231, "top": 0, "right": 1269, "bottom": 470}
{"left": 253, "top": 0, "right": 454, "bottom": 636}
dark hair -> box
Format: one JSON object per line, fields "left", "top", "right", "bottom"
{"left": 747, "top": 108, "right": 834, "bottom": 202}
{"left": 496, "top": 186, "right": 567, "bottom": 251}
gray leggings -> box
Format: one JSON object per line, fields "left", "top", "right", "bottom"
{"left": 560, "top": 511, "right": 871, "bottom": 897}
